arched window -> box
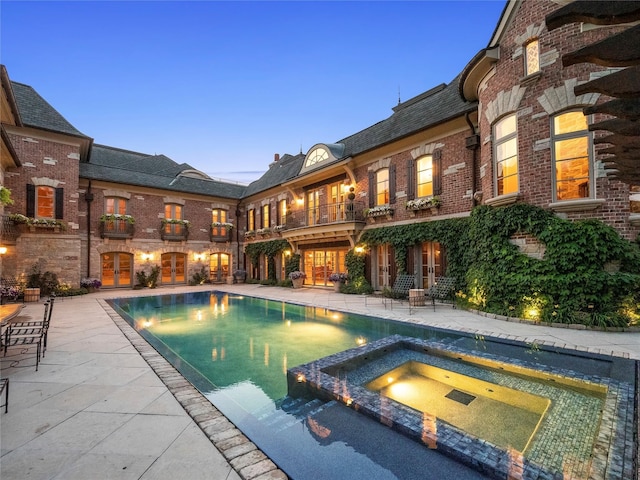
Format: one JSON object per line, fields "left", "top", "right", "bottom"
{"left": 493, "top": 114, "right": 519, "bottom": 196}
{"left": 212, "top": 209, "right": 228, "bottom": 236}
{"left": 552, "top": 110, "right": 591, "bottom": 201}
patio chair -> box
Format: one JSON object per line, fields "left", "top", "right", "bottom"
{"left": 2, "top": 302, "right": 49, "bottom": 371}
{"left": 10, "top": 297, "right": 54, "bottom": 353}
{"left": 0, "top": 378, "right": 8, "bottom": 413}
{"left": 425, "top": 276, "right": 457, "bottom": 311}
{"left": 365, "top": 274, "right": 416, "bottom": 309}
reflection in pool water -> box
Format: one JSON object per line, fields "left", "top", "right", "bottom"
{"left": 109, "top": 291, "right": 636, "bottom": 480}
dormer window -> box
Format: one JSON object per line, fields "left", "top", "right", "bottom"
{"left": 305, "top": 147, "right": 329, "bottom": 168}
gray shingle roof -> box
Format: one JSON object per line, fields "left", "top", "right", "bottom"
{"left": 12, "top": 73, "right": 475, "bottom": 200}
{"left": 243, "top": 153, "right": 305, "bottom": 197}
{"left": 339, "top": 75, "right": 475, "bottom": 157}
{"left": 11, "top": 81, "right": 90, "bottom": 138}
{"left": 81, "top": 144, "right": 246, "bottom": 199}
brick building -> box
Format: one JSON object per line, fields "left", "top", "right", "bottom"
{"left": 0, "top": 0, "right": 638, "bottom": 291}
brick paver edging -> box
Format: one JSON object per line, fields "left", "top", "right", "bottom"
{"left": 98, "top": 299, "right": 288, "bottom": 480}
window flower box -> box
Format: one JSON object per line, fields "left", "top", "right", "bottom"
{"left": 405, "top": 196, "right": 441, "bottom": 212}
{"left": 256, "top": 227, "right": 271, "bottom": 237}
{"left": 160, "top": 219, "right": 189, "bottom": 241}
{"left": 9, "top": 213, "right": 66, "bottom": 232}
{"left": 364, "top": 206, "right": 394, "bottom": 217}
{"left": 363, "top": 206, "right": 394, "bottom": 221}
{"left": 99, "top": 214, "right": 135, "bottom": 238}
{"left": 244, "top": 230, "right": 256, "bottom": 239}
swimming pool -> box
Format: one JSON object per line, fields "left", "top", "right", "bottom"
{"left": 109, "top": 291, "right": 637, "bottom": 480}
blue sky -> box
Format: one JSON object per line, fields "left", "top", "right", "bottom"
{"left": 2, "top": 1, "right": 506, "bottom": 184}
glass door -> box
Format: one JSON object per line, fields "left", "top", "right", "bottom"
{"left": 161, "top": 253, "right": 186, "bottom": 285}
{"left": 209, "top": 253, "right": 230, "bottom": 283}
{"left": 421, "top": 242, "right": 444, "bottom": 288}
{"left": 101, "top": 252, "right": 132, "bottom": 288}
{"left": 376, "top": 245, "right": 392, "bottom": 289}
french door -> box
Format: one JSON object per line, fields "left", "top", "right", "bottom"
{"left": 376, "top": 245, "right": 394, "bottom": 289}
{"left": 101, "top": 252, "right": 132, "bottom": 288}
{"left": 161, "top": 253, "right": 186, "bottom": 285}
{"left": 421, "top": 242, "right": 444, "bottom": 288}
{"left": 210, "top": 253, "right": 230, "bottom": 283}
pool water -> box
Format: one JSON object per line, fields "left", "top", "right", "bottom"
{"left": 109, "top": 291, "right": 637, "bottom": 480}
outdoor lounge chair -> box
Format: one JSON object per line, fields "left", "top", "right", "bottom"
{"left": 10, "top": 297, "right": 54, "bottom": 353}
{"left": 409, "top": 276, "right": 457, "bottom": 314}
{"left": 365, "top": 274, "right": 416, "bottom": 309}
{"left": 0, "top": 378, "right": 8, "bottom": 413}
{"left": 2, "top": 302, "right": 49, "bottom": 371}
{"left": 425, "top": 276, "right": 457, "bottom": 311}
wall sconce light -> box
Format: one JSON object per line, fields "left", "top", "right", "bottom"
{"left": 283, "top": 249, "right": 291, "bottom": 257}
{"left": 354, "top": 245, "right": 365, "bottom": 254}
{"left": 0, "top": 246, "right": 7, "bottom": 255}
{"left": 194, "top": 253, "right": 206, "bottom": 262}
{"left": 295, "top": 198, "right": 304, "bottom": 206}
{"left": 142, "top": 251, "right": 153, "bottom": 261}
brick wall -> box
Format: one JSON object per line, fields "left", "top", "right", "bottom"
{"left": 477, "top": 0, "right": 638, "bottom": 240}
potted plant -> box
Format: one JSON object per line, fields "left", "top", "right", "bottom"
{"left": 233, "top": 269, "right": 247, "bottom": 283}
{"left": 80, "top": 277, "right": 102, "bottom": 293}
{"left": 328, "top": 272, "right": 348, "bottom": 292}
{"left": 289, "top": 271, "right": 306, "bottom": 289}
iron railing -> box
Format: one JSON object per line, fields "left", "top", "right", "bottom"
{"left": 160, "top": 222, "right": 189, "bottom": 241}
{"left": 285, "top": 201, "right": 365, "bottom": 229}
{"left": 100, "top": 219, "right": 135, "bottom": 239}
{"left": 0, "top": 214, "right": 17, "bottom": 241}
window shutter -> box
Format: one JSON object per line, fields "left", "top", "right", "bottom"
{"left": 407, "top": 158, "right": 415, "bottom": 200}
{"left": 433, "top": 150, "right": 442, "bottom": 196}
{"left": 55, "top": 188, "right": 64, "bottom": 219}
{"left": 389, "top": 165, "right": 396, "bottom": 204}
{"left": 26, "top": 184, "right": 35, "bottom": 217}
{"left": 368, "top": 171, "right": 375, "bottom": 208}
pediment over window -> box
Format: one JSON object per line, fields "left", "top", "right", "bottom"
{"left": 300, "top": 143, "right": 345, "bottom": 175}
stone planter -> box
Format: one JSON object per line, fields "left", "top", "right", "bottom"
{"left": 24, "top": 287, "right": 40, "bottom": 302}
{"left": 333, "top": 282, "right": 342, "bottom": 292}
{"left": 226, "top": 276, "right": 234, "bottom": 285}
{"left": 292, "top": 277, "right": 304, "bottom": 289}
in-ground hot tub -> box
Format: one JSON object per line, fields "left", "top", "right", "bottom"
{"left": 288, "top": 335, "right": 629, "bottom": 480}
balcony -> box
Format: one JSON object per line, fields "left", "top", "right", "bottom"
{"left": 160, "top": 222, "right": 189, "bottom": 241}
{"left": 210, "top": 226, "right": 232, "bottom": 242}
{"left": 281, "top": 201, "right": 366, "bottom": 244}
{"left": 100, "top": 219, "right": 134, "bottom": 239}
{"left": 286, "top": 201, "right": 365, "bottom": 228}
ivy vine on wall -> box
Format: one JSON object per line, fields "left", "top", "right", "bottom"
{"left": 245, "top": 239, "right": 291, "bottom": 282}
{"left": 359, "top": 204, "right": 640, "bottom": 327}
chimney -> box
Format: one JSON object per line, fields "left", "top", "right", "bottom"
{"left": 274, "top": 153, "right": 280, "bottom": 162}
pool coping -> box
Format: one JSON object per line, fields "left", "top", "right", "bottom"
{"left": 98, "top": 287, "right": 640, "bottom": 480}
{"left": 98, "top": 299, "right": 289, "bottom": 480}
{"left": 287, "top": 334, "right": 636, "bottom": 480}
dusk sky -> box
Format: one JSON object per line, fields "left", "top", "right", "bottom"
{"left": 2, "top": 1, "right": 506, "bottom": 184}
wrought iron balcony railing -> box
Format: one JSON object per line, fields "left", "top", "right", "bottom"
{"left": 160, "top": 222, "right": 189, "bottom": 241}
{"left": 210, "top": 227, "right": 232, "bottom": 242}
{"left": 285, "top": 201, "right": 365, "bottom": 229}
{"left": 0, "top": 214, "right": 18, "bottom": 241}
{"left": 100, "top": 219, "right": 135, "bottom": 239}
